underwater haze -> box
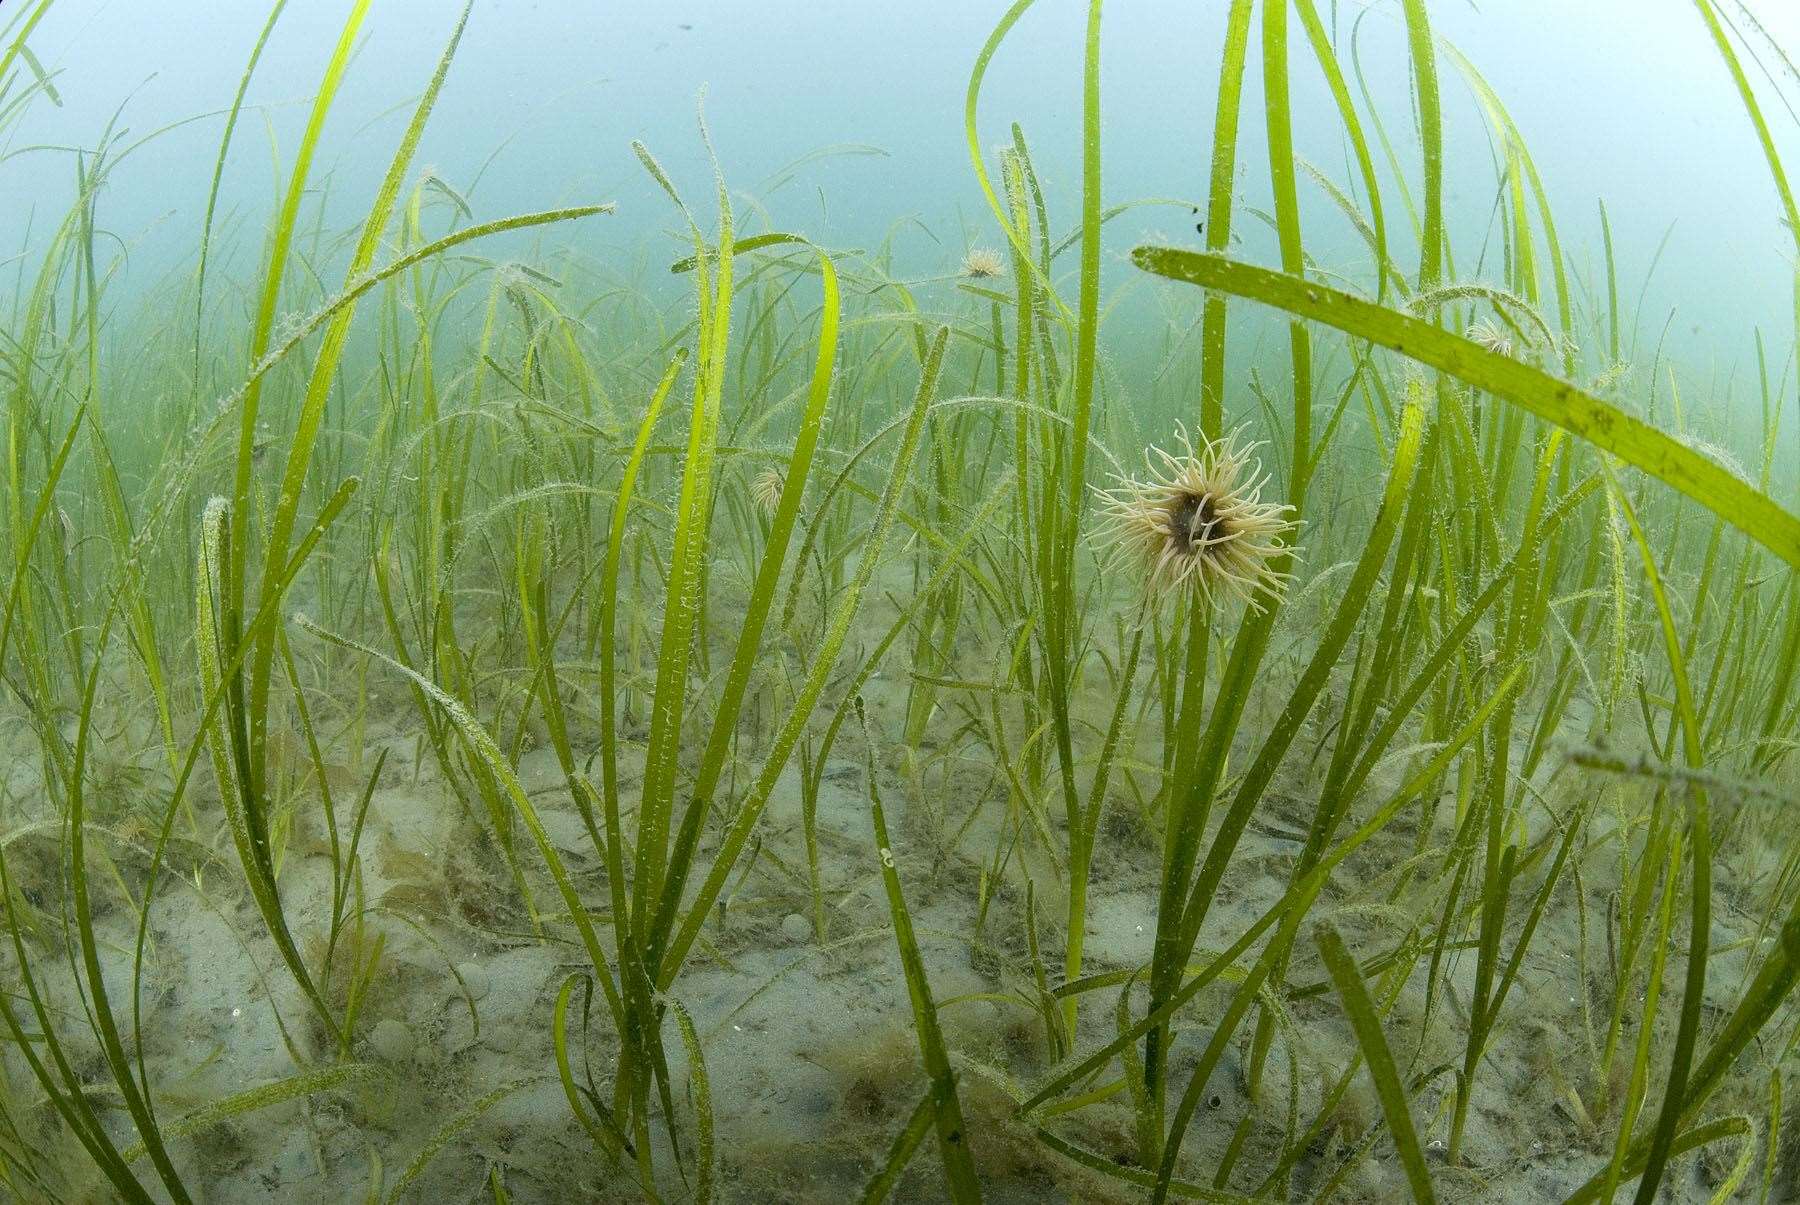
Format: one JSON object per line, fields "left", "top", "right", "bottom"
{"left": 15, "top": 0, "right": 1800, "bottom": 372}
{"left": 7, "top": 0, "right": 1800, "bottom": 1201}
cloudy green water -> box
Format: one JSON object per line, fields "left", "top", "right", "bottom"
{"left": 12, "top": 0, "right": 1800, "bottom": 378}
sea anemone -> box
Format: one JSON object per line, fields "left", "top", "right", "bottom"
{"left": 1465, "top": 318, "right": 1514, "bottom": 358}
{"left": 1096, "top": 424, "right": 1296, "bottom": 611}
{"left": 960, "top": 247, "right": 1006, "bottom": 279}
{"left": 750, "top": 466, "right": 786, "bottom": 513}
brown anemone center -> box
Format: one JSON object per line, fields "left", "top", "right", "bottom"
{"left": 1166, "top": 491, "right": 1222, "bottom": 553}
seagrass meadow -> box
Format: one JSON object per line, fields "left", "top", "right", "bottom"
{"left": 7, "top": 0, "right": 1800, "bottom": 1200}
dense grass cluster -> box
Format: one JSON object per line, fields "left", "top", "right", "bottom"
{"left": 5, "top": 0, "right": 1800, "bottom": 1200}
